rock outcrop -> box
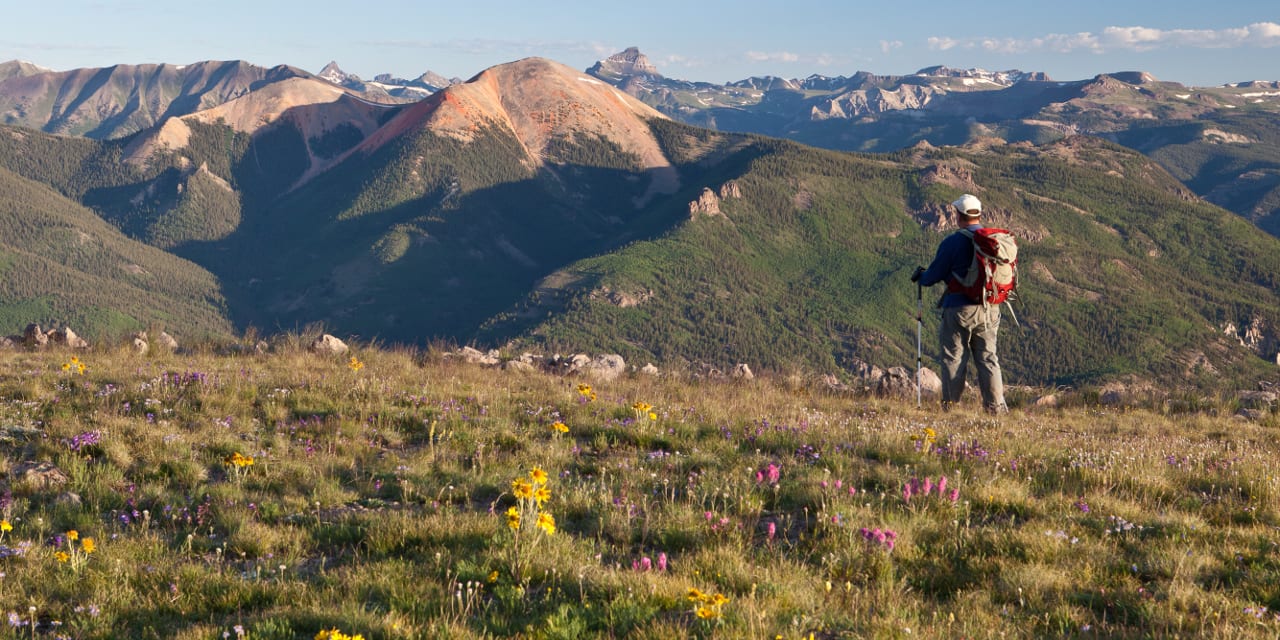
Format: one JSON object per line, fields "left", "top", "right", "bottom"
{"left": 579, "top": 354, "right": 627, "bottom": 382}
{"left": 23, "top": 324, "right": 48, "bottom": 348}
{"left": 874, "top": 366, "right": 942, "bottom": 398}
{"left": 309, "top": 334, "right": 349, "bottom": 355}
{"left": 689, "top": 188, "right": 722, "bottom": 217}
{"left": 48, "top": 326, "right": 90, "bottom": 349}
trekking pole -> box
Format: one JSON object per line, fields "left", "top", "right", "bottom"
{"left": 916, "top": 279, "right": 923, "bottom": 408}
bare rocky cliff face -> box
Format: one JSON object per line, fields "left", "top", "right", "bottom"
{"left": 0, "top": 60, "right": 316, "bottom": 139}
{"left": 587, "top": 47, "right": 662, "bottom": 80}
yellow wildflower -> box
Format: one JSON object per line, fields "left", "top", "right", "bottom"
{"left": 66, "top": 530, "right": 79, "bottom": 542}
{"left": 550, "top": 421, "right": 569, "bottom": 433}
{"left": 529, "top": 467, "right": 548, "bottom": 486}
{"left": 55, "top": 551, "right": 70, "bottom": 563}
{"left": 487, "top": 570, "right": 499, "bottom": 583}
{"left": 536, "top": 512, "right": 556, "bottom": 535}
{"left": 61, "top": 363, "right": 70, "bottom": 371}
{"left": 0, "top": 520, "right": 11, "bottom": 532}
{"left": 711, "top": 593, "right": 730, "bottom": 606}
{"left": 506, "top": 507, "right": 521, "bottom": 530}
{"left": 696, "top": 606, "right": 719, "bottom": 619}
{"left": 77, "top": 362, "right": 86, "bottom": 375}
{"left": 649, "top": 412, "right": 658, "bottom": 420}
{"left": 511, "top": 479, "right": 534, "bottom": 499}
{"left": 348, "top": 356, "right": 364, "bottom": 371}
{"left": 686, "top": 587, "right": 705, "bottom": 602}
{"left": 81, "top": 537, "right": 96, "bottom": 554}
{"left": 534, "top": 486, "right": 551, "bottom": 507}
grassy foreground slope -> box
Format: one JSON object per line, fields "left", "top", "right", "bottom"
{"left": 0, "top": 344, "right": 1277, "bottom": 638}
{"left": 487, "top": 121, "right": 1280, "bottom": 387}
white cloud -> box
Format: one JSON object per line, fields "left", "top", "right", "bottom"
{"left": 880, "top": 40, "right": 903, "bottom": 54}
{"left": 927, "top": 37, "right": 959, "bottom": 51}
{"left": 745, "top": 50, "right": 801, "bottom": 63}
{"left": 928, "top": 21, "right": 1280, "bottom": 54}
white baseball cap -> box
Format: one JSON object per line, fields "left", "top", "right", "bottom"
{"left": 952, "top": 194, "right": 982, "bottom": 216}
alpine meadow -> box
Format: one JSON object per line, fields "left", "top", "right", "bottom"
{"left": 0, "top": 47, "right": 1278, "bottom": 639}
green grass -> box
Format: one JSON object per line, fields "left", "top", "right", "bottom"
{"left": 0, "top": 342, "right": 1277, "bottom": 638}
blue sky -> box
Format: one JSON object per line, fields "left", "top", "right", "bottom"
{"left": 2, "top": 0, "right": 1277, "bottom": 86}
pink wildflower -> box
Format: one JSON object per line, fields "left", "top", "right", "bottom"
{"left": 766, "top": 463, "right": 781, "bottom": 484}
{"left": 641, "top": 556, "right": 652, "bottom": 571}
{"left": 948, "top": 488, "right": 960, "bottom": 503}
{"left": 922, "top": 476, "right": 934, "bottom": 496}
{"left": 937, "top": 476, "right": 947, "bottom": 495}
{"left": 766, "top": 522, "right": 777, "bottom": 541}
{"left": 657, "top": 552, "right": 668, "bottom": 571}
{"left": 902, "top": 483, "right": 913, "bottom": 503}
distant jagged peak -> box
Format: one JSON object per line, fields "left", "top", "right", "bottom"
{"left": 417, "top": 71, "right": 458, "bottom": 88}
{"left": 728, "top": 75, "right": 802, "bottom": 91}
{"left": 371, "top": 70, "right": 458, "bottom": 92}
{"left": 589, "top": 47, "right": 662, "bottom": 79}
{"left": 914, "top": 65, "right": 1049, "bottom": 85}
{"left": 318, "top": 61, "right": 360, "bottom": 84}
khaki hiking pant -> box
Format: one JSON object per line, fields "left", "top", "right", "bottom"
{"left": 939, "top": 304, "right": 1007, "bottom": 413}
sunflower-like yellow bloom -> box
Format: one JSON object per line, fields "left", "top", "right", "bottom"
{"left": 66, "top": 530, "right": 79, "bottom": 541}
{"left": 529, "top": 467, "right": 548, "bottom": 486}
{"left": 534, "top": 486, "right": 551, "bottom": 506}
{"left": 536, "top": 512, "right": 556, "bottom": 535}
{"left": 512, "top": 479, "right": 534, "bottom": 499}
{"left": 81, "top": 537, "right": 96, "bottom": 554}
{"left": 505, "top": 507, "right": 521, "bottom": 530}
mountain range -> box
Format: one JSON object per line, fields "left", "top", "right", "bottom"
{"left": 0, "top": 52, "right": 1276, "bottom": 388}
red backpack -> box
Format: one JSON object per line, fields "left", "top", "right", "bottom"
{"left": 949, "top": 227, "right": 1019, "bottom": 314}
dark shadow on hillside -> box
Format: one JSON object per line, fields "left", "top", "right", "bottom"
{"left": 167, "top": 131, "right": 768, "bottom": 347}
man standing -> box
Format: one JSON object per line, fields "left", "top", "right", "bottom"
{"left": 911, "top": 194, "right": 1007, "bottom": 413}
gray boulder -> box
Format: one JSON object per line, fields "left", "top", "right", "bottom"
{"left": 49, "top": 326, "right": 89, "bottom": 349}
{"left": 310, "top": 334, "right": 349, "bottom": 355}
{"left": 23, "top": 323, "right": 47, "bottom": 348}
{"left": 13, "top": 461, "right": 69, "bottom": 490}
{"left": 581, "top": 354, "right": 627, "bottom": 382}
{"left": 458, "top": 346, "right": 500, "bottom": 366}
{"left": 156, "top": 331, "right": 179, "bottom": 351}
{"left": 1237, "top": 390, "right": 1277, "bottom": 410}
{"left": 876, "top": 366, "right": 941, "bottom": 398}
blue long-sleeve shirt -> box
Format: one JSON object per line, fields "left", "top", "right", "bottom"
{"left": 919, "top": 224, "right": 981, "bottom": 308}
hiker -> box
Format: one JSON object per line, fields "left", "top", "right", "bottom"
{"left": 911, "top": 194, "right": 1008, "bottom": 413}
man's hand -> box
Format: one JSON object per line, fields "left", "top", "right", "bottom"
{"left": 910, "top": 266, "right": 925, "bottom": 283}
